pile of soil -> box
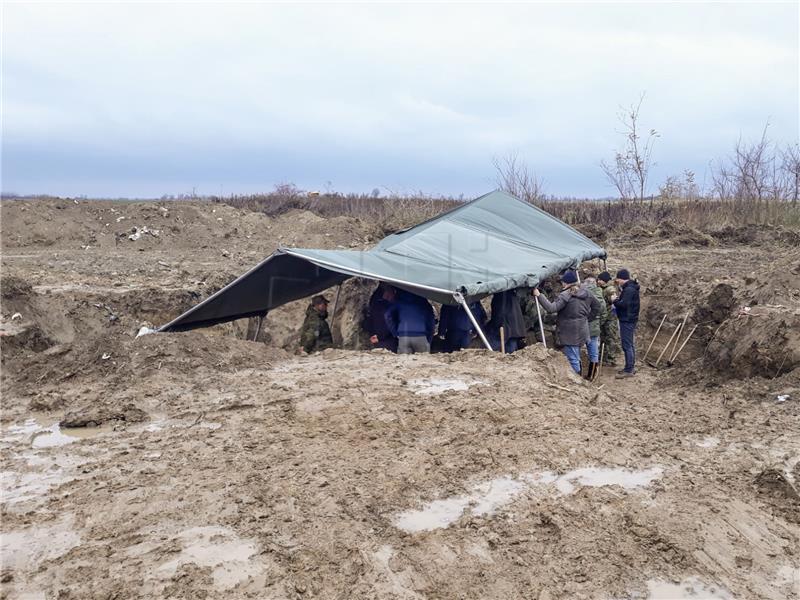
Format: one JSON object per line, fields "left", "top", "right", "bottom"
{"left": 2, "top": 197, "right": 799, "bottom": 600}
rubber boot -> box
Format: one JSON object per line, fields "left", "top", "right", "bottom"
{"left": 583, "top": 362, "right": 592, "bottom": 380}
{"left": 589, "top": 362, "right": 599, "bottom": 382}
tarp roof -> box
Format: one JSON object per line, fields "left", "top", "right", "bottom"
{"left": 160, "top": 190, "right": 605, "bottom": 332}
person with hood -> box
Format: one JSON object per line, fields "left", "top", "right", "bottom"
{"left": 438, "top": 301, "right": 487, "bottom": 353}
{"left": 612, "top": 268, "right": 640, "bottom": 377}
{"left": 300, "top": 295, "right": 334, "bottom": 353}
{"left": 580, "top": 275, "right": 607, "bottom": 381}
{"left": 534, "top": 271, "right": 600, "bottom": 374}
{"left": 383, "top": 286, "right": 436, "bottom": 354}
{"left": 488, "top": 289, "right": 527, "bottom": 353}
{"left": 366, "top": 284, "right": 398, "bottom": 352}
{"left": 596, "top": 271, "right": 620, "bottom": 366}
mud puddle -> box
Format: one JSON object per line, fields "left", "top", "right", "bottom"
{"left": 394, "top": 466, "right": 664, "bottom": 532}
{"left": 645, "top": 576, "right": 732, "bottom": 599}
{"left": 2, "top": 418, "right": 111, "bottom": 448}
{"left": 0, "top": 515, "right": 81, "bottom": 571}
{"left": 151, "top": 526, "right": 265, "bottom": 589}
{"left": 407, "top": 378, "right": 484, "bottom": 395}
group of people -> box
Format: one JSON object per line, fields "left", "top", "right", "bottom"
{"left": 299, "top": 267, "right": 640, "bottom": 379}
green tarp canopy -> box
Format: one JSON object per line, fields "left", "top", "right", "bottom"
{"left": 159, "top": 190, "right": 606, "bottom": 332}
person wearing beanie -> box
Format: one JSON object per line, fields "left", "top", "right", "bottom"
{"left": 612, "top": 268, "right": 640, "bottom": 377}
{"left": 534, "top": 270, "right": 600, "bottom": 375}
{"left": 596, "top": 271, "right": 620, "bottom": 366}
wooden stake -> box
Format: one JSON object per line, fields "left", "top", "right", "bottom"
{"left": 598, "top": 342, "right": 605, "bottom": 377}
{"left": 654, "top": 323, "right": 681, "bottom": 368}
{"left": 643, "top": 314, "right": 667, "bottom": 362}
{"left": 668, "top": 311, "right": 690, "bottom": 362}
{"left": 669, "top": 312, "right": 690, "bottom": 363}
{"left": 500, "top": 326, "right": 506, "bottom": 354}
{"left": 669, "top": 324, "right": 698, "bottom": 364}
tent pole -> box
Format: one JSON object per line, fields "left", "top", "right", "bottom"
{"left": 253, "top": 313, "right": 266, "bottom": 342}
{"left": 535, "top": 295, "right": 547, "bottom": 349}
{"left": 454, "top": 292, "right": 492, "bottom": 351}
{"left": 329, "top": 284, "right": 342, "bottom": 335}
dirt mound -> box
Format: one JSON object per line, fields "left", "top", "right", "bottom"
{"left": 0, "top": 199, "right": 380, "bottom": 255}
{"left": 693, "top": 283, "right": 736, "bottom": 328}
{"left": 61, "top": 403, "right": 149, "bottom": 428}
{"left": 704, "top": 305, "right": 800, "bottom": 379}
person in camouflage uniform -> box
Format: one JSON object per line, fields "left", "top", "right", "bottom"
{"left": 581, "top": 276, "right": 607, "bottom": 380}
{"left": 597, "top": 272, "right": 620, "bottom": 365}
{"left": 300, "top": 295, "right": 334, "bottom": 353}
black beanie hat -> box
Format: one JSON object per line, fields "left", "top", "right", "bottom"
{"left": 616, "top": 268, "right": 631, "bottom": 280}
{"left": 598, "top": 271, "right": 612, "bottom": 283}
{"left": 561, "top": 270, "right": 578, "bottom": 284}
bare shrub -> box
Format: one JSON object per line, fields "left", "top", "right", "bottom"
{"left": 492, "top": 152, "right": 545, "bottom": 205}
{"left": 600, "top": 94, "right": 659, "bottom": 202}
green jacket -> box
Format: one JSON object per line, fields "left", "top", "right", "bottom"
{"left": 585, "top": 282, "right": 608, "bottom": 337}
{"left": 300, "top": 305, "right": 334, "bottom": 353}
{"left": 602, "top": 284, "right": 618, "bottom": 310}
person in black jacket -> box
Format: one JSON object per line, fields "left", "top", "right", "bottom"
{"left": 611, "top": 268, "right": 640, "bottom": 377}
{"left": 366, "top": 285, "right": 398, "bottom": 352}
{"left": 438, "top": 301, "right": 487, "bottom": 352}
{"left": 488, "top": 289, "right": 526, "bottom": 353}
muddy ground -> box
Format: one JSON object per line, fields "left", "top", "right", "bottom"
{"left": 1, "top": 198, "right": 798, "bottom": 599}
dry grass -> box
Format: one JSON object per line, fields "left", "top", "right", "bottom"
{"left": 215, "top": 191, "right": 800, "bottom": 234}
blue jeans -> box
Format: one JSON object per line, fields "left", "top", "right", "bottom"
{"left": 489, "top": 333, "right": 520, "bottom": 353}
{"left": 586, "top": 336, "right": 599, "bottom": 363}
{"left": 619, "top": 321, "right": 637, "bottom": 372}
{"left": 562, "top": 345, "right": 581, "bottom": 374}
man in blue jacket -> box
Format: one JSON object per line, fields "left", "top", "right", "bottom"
{"left": 383, "top": 286, "right": 435, "bottom": 354}
{"left": 612, "top": 268, "right": 640, "bottom": 378}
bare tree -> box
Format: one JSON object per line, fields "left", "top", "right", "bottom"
{"left": 780, "top": 143, "right": 800, "bottom": 205}
{"left": 708, "top": 122, "right": 799, "bottom": 203}
{"left": 492, "top": 152, "right": 546, "bottom": 205}
{"left": 600, "top": 94, "right": 659, "bottom": 202}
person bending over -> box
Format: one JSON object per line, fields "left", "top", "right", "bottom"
{"left": 534, "top": 271, "right": 599, "bottom": 375}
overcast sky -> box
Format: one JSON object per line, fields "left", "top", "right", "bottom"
{"left": 2, "top": 1, "right": 798, "bottom": 199}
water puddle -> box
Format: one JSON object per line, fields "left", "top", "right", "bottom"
{"left": 394, "top": 466, "right": 663, "bottom": 532}
{"left": 143, "top": 418, "right": 221, "bottom": 432}
{"left": 695, "top": 436, "right": 720, "bottom": 448}
{"left": 156, "top": 526, "right": 264, "bottom": 589}
{"left": 394, "top": 476, "right": 526, "bottom": 533}
{"left": 32, "top": 422, "right": 111, "bottom": 448}
{"left": 646, "top": 577, "right": 732, "bottom": 599}
{"left": 407, "top": 378, "right": 483, "bottom": 396}
{"left": 547, "top": 466, "right": 664, "bottom": 495}
{"left": 2, "top": 418, "right": 110, "bottom": 448}
{"left": 0, "top": 515, "right": 81, "bottom": 571}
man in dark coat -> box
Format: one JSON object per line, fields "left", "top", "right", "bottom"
{"left": 383, "top": 287, "right": 435, "bottom": 354}
{"left": 300, "top": 295, "right": 334, "bottom": 353}
{"left": 612, "top": 268, "right": 640, "bottom": 377}
{"left": 488, "top": 289, "right": 526, "bottom": 353}
{"left": 366, "top": 285, "right": 398, "bottom": 352}
{"left": 534, "top": 271, "right": 600, "bottom": 374}
{"left": 438, "top": 301, "right": 487, "bottom": 353}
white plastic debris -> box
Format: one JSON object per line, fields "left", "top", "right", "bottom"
{"left": 776, "top": 394, "right": 790, "bottom": 403}
{"left": 11, "top": 313, "right": 22, "bottom": 321}
{"left": 101, "top": 353, "right": 111, "bottom": 360}
{"left": 116, "top": 216, "right": 126, "bottom": 222}
{"left": 136, "top": 326, "right": 157, "bottom": 338}
{"left": 128, "top": 226, "right": 160, "bottom": 241}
